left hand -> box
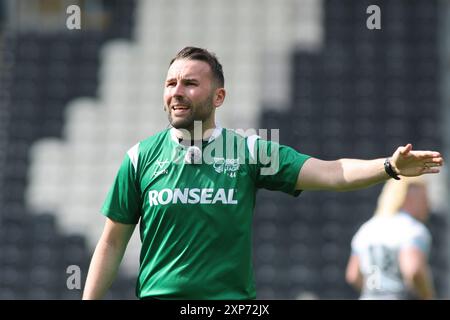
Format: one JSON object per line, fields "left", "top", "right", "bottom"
{"left": 390, "top": 144, "right": 444, "bottom": 177}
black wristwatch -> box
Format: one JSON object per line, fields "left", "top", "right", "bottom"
{"left": 384, "top": 158, "right": 400, "bottom": 180}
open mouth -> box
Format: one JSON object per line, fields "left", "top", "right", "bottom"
{"left": 171, "top": 105, "right": 190, "bottom": 111}
{"left": 171, "top": 105, "right": 191, "bottom": 116}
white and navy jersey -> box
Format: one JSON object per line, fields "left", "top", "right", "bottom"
{"left": 351, "top": 211, "right": 431, "bottom": 299}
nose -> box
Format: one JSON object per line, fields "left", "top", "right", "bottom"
{"left": 171, "top": 82, "right": 185, "bottom": 98}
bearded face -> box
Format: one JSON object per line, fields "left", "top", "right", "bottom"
{"left": 166, "top": 90, "right": 215, "bottom": 130}
{"left": 164, "top": 59, "right": 218, "bottom": 131}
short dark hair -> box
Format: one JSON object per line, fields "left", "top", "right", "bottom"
{"left": 169, "top": 46, "right": 225, "bottom": 88}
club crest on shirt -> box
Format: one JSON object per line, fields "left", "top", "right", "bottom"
{"left": 212, "top": 157, "right": 239, "bottom": 178}
{"left": 153, "top": 159, "right": 169, "bottom": 178}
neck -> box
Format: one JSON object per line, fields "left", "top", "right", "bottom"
{"left": 173, "top": 121, "right": 217, "bottom": 143}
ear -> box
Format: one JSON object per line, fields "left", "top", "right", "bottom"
{"left": 213, "top": 88, "right": 226, "bottom": 108}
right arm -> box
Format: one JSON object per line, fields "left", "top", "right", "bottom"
{"left": 399, "top": 247, "right": 435, "bottom": 299}
{"left": 82, "top": 218, "right": 136, "bottom": 300}
{"left": 296, "top": 144, "right": 443, "bottom": 192}
{"left": 345, "top": 254, "right": 363, "bottom": 292}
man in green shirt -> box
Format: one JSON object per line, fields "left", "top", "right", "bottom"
{"left": 82, "top": 47, "right": 443, "bottom": 300}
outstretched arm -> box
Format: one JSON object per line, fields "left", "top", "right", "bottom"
{"left": 296, "top": 144, "right": 443, "bottom": 191}
{"left": 82, "top": 218, "right": 136, "bottom": 299}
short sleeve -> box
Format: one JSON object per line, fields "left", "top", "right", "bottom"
{"left": 252, "top": 138, "right": 310, "bottom": 196}
{"left": 401, "top": 226, "right": 432, "bottom": 256}
{"left": 350, "top": 228, "right": 363, "bottom": 256}
{"left": 101, "top": 153, "right": 141, "bottom": 224}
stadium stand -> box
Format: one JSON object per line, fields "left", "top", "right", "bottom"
{"left": 256, "top": 0, "right": 447, "bottom": 299}
{"left": 1, "top": 0, "right": 137, "bottom": 299}
{"left": 0, "top": 0, "right": 447, "bottom": 299}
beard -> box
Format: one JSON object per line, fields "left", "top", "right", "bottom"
{"left": 166, "top": 93, "right": 215, "bottom": 130}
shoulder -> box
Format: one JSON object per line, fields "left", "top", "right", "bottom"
{"left": 352, "top": 218, "right": 375, "bottom": 244}
{"left": 395, "top": 213, "right": 431, "bottom": 244}
{"left": 125, "top": 129, "right": 170, "bottom": 166}
{"left": 358, "top": 216, "right": 380, "bottom": 232}
{"left": 351, "top": 216, "right": 390, "bottom": 248}
{"left": 137, "top": 129, "right": 171, "bottom": 152}
{"left": 125, "top": 129, "right": 170, "bottom": 157}
{"left": 220, "top": 128, "right": 260, "bottom": 156}
{"left": 398, "top": 213, "right": 430, "bottom": 234}
{"left": 221, "top": 128, "right": 256, "bottom": 142}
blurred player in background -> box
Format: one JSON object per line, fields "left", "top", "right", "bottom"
{"left": 82, "top": 46, "right": 443, "bottom": 300}
{"left": 346, "top": 177, "right": 435, "bottom": 299}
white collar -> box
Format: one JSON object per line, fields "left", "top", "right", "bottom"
{"left": 170, "top": 126, "right": 223, "bottom": 144}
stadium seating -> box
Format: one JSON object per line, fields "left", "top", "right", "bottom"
{"left": 0, "top": 0, "right": 447, "bottom": 299}
{"left": 255, "top": 0, "right": 446, "bottom": 298}
{"left": 0, "top": 0, "right": 138, "bottom": 299}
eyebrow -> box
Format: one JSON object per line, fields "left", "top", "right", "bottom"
{"left": 165, "top": 77, "right": 200, "bottom": 83}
